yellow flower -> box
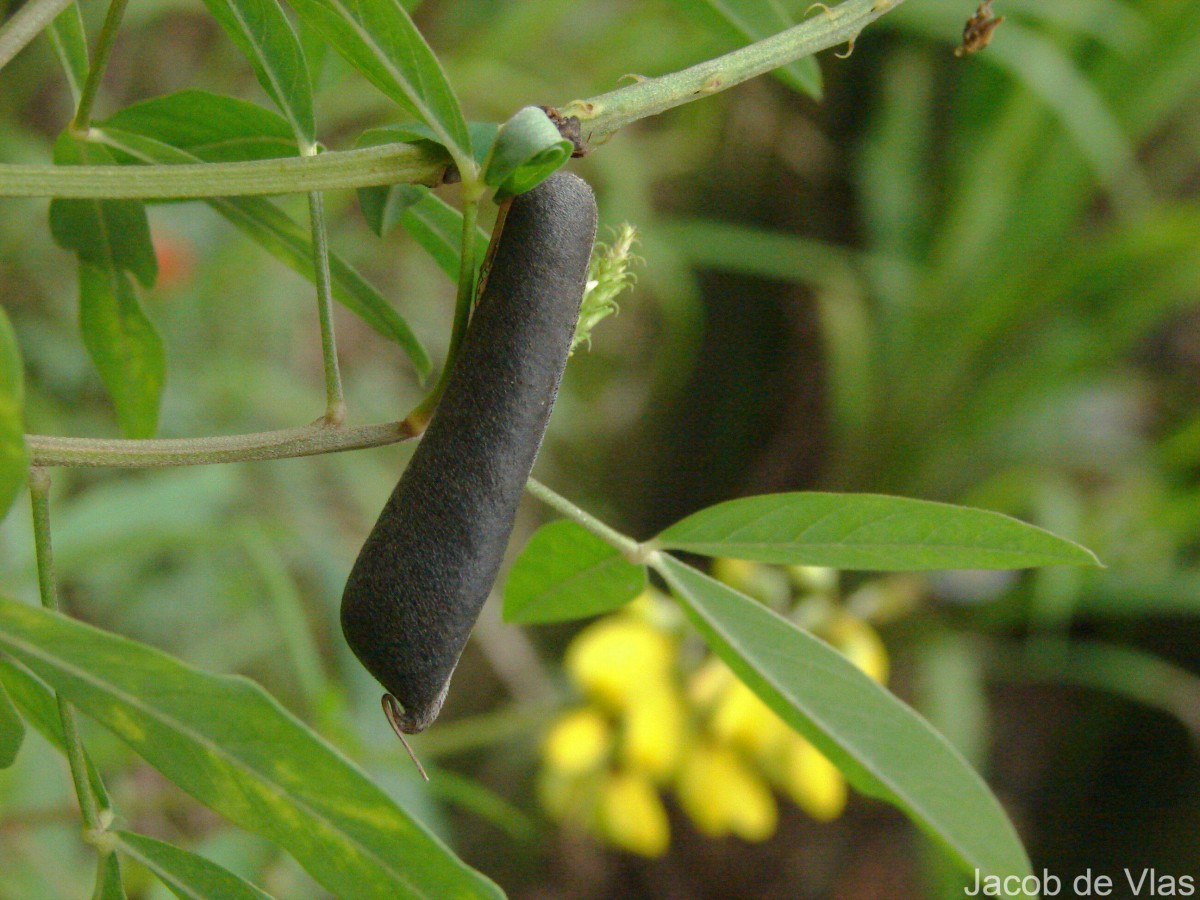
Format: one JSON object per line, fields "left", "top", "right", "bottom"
{"left": 599, "top": 771, "right": 670, "bottom": 857}
{"left": 825, "top": 614, "right": 889, "bottom": 684}
{"left": 621, "top": 684, "right": 686, "bottom": 780}
{"left": 709, "top": 676, "right": 789, "bottom": 760}
{"left": 779, "top": 736, "right": 847, "bottom": 822}
{"left": 543, "top": 707, "right": 612, "bottom": 776}
{"left": 688, "top": 656, "right": 734, "bottom": 709}
{"left": 786, "top": 565, "right": 839, "bottom": 595}
{"left": 711, "top": 558, "right": 791, "bottom": 605}
{"left": 565, "top": 617, "right": 675, "bottom": 709}
{"left": 677, "top": 742, "right": 777, "bottom": 842}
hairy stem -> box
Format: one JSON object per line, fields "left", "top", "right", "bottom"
{"left": 27, "top": 420, "right": 417, "bottom": 467}
{"left": 566, "top": 0, "right": 903, "bottom": 142}
{"left": 0, "top": 141, "right": 447, "bottom": 198}
{"left": 0, "top": 0, "right": 904, "bottom": 199}
{"left": 0, "top": 0, "right": 73, "bottom": 71}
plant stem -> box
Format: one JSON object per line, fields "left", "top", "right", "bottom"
{"left": 405, "top": 188, "right": 482, "bottom": 430}
{"left": 27, "top": 469, "right": 103, "bottom": 835}
{"left": 0, "top": 140, "right": 447, "bottom": 199}
{"left": 26, "top": 419, "right": 416, "bottom": 467}
{"left": 71, "top": 0, "right": 130, "bottom": 129}
{"left": 525, "top": 477, "right": 644, "bottom": 561}
{"left": 0, "top": 0, "right": 906, "bottom": 200}
{"left": 0, "top": 0, "right": 73, "bottom": 71}
{"left": 306, "top": 187, "right": 346, "bottom": 425}
{"left": 565, "top": 0, "right": 904, "bottom": 142}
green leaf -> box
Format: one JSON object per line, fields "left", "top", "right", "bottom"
{"left": 0, "top": 657, "right": 112, "bottom": 809}
{"left": 670, "top": 0, "right": 823, "bottom": 99}
{"left": 282, "top": 0, "right": 471, "bottom": 171}
{"left": 92, "top": 126, "right": 430, "bottom": 376}
{"left": 198, "top": 0, "right": 315, "bottom": 145}
{"left": 0, "top": 677, "right": 23, "bottom": 768}
{"left": 656, "top": 492, "right": 1101, "bottom": 570}
{"left": 77, "top": 262, "right": 166, "bottom": 439}
{"left": 97, "top": 852, "right": 127, "bottom": 900}
{"left": 395, "top": 188, "right": 489, "bottom": 280}
{"left": 655, "top": 554, "right": 1033, "bottom": 885}
{"left": 113, "top": 831, "right": 274, "bottom": 900}
{"left": 104, "top": 91, "right": 298, "bottom": 163}
{"left": 0, "top": 306, "right": 29, "bottom": 521}
{"left": 503, "top": 520, "right": 647, "bottom": 624}
{"left": 49, "top": 134, "right": 158, "bottom": 287}
{"left": 0, "top": 598, "right": 503, "bottom": 900}
{"left": 45, "top": 2, "right": 89, "bottom": 105}
{"left": 484, "top": 106, "right": 572, "bottom": 199}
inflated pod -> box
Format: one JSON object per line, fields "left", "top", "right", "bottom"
{"left": 341, "top": 171, "right": 598, "bottom": 733}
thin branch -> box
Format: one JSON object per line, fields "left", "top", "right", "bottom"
{"left": 0, "top": 0, "right": 906, "bottom": 200}
{"left": 0, "top": 140, "right": 447, "bottom": 199}
{"left": 72, "top": 0, "right": 130, "bottom": 129}
{"left": 27, "top": 419, "right": 417, "bottom": 468}
{"left": 565, "top": 0, "right": 905, "bottom": 143}
{"left": 306, "top": 188, "right": 346, "bottom": 425}
{"left": 525, "top": 477, "right": 645, "bottom": 561}
{"left": 28, "top": 469, "right": 103, "bottom": 834}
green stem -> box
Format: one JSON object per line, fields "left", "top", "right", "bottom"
{"left": 0, "top": 0, "right": 905, "bottom": 200}
{"left": 71, "top": 0, "right": 130, "bottom": 129}
{"left": 306, "top": 188, "right": 346, "bottom": 425}
{"left": 26, "top": 419, "right": 416, "bottom": 467}
{"left": 0, "top": 0, "right": 73, "bottom": 71}
{"left": 564, "top": 0, "right": 903, "bottom": 141}
{"left": 405, "top": 189, "right": 482, "bottom": 430}
{"left": 28, "top": 469, "right": 103, "bottom": 835}
{"left": 525, "top": 477, "right": 645, "bottom": 561}
{"left": 0, "top": 141, "right": 447, "bottom": 199}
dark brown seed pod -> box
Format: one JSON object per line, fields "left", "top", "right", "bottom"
{"left": 341, "top": 171, "right": 598, "bottom": 734}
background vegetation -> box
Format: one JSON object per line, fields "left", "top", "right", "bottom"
{"left": 2, "top": 0, "right": 1199, "bottom": 896}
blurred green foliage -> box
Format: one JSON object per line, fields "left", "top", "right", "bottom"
{"left": 2, "top": 0, "right": 1200, "bottom": 896}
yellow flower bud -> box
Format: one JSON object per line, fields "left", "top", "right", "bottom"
{"left": 709, "top": 677, "right": 789, "bottom": 760}
{"left": 825, "top": 614, "right": 889, "bottom": 684}
{"left": 786, "top": 565, "right": 839, "bottom": 595}
{"left": 780, "top": 736, "right": 847, "bottom": 822}
{"left": 621, "top": 684, "right": 686, "bottom": 779}
{"left": 599, "top": 771, "right": 670, "bottom": 857}
{"left": 543, "top": 707, "right": 612, "bottom": 776}
{"left": 688, "top": 656, "right": 734, "bottom": 709}
{"left": 677, "top": 742, "right": 777, "bottom": 842}
{"left": 711, "top": 558, "right": 791, "bottom": 606}
{"left": 565, "top": 617, "right": 675, "bottom": 709}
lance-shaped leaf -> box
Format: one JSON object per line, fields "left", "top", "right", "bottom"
{"left": 0, "top": 597, "right": 503, "bottom": 899}
{"left": 49, "top": 134, "right": 157, "bottom": 287}
{"left": 657, "top": 492, "right": 1101, "bottom": 570}
{"left": 113, "top": 831, "right": 274, "bottom": 900}
{"left": 77, "top": 262, "right": 166, "bottom": 439}
{"left": 283, "top": 0, "right": 471, "bottom": 171}
{"left": 0, "top": 657, "right": 111, "bottom": 807}
{"left": 504, "top": 520, "right": 647, "bottom": 625}
{"left": 92, "top": 103, "right": 430, "bottom": 375}
{"left": 104, "top": 90, "right": 298, "bottom": 163}
{"left": 45, "top": 2, "right": 89, "bottom": 105}
{"left": 97, "top": 852, "right": 127, "bottom": 900}
{"left": 656, "top": 554, "right": 1034, "bottom": 887}
{"left": 0, "top": 306, "right": 28, "bottom": 521}
{"left": 198, "top": 0, "right": 315, "bottom": 145}
{"left": 0, "top": 678, "right": 22, "bottom": 768}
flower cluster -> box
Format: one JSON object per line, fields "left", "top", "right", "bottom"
{"left": 538, "top": 562, "right": 894, "bottom": 857}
